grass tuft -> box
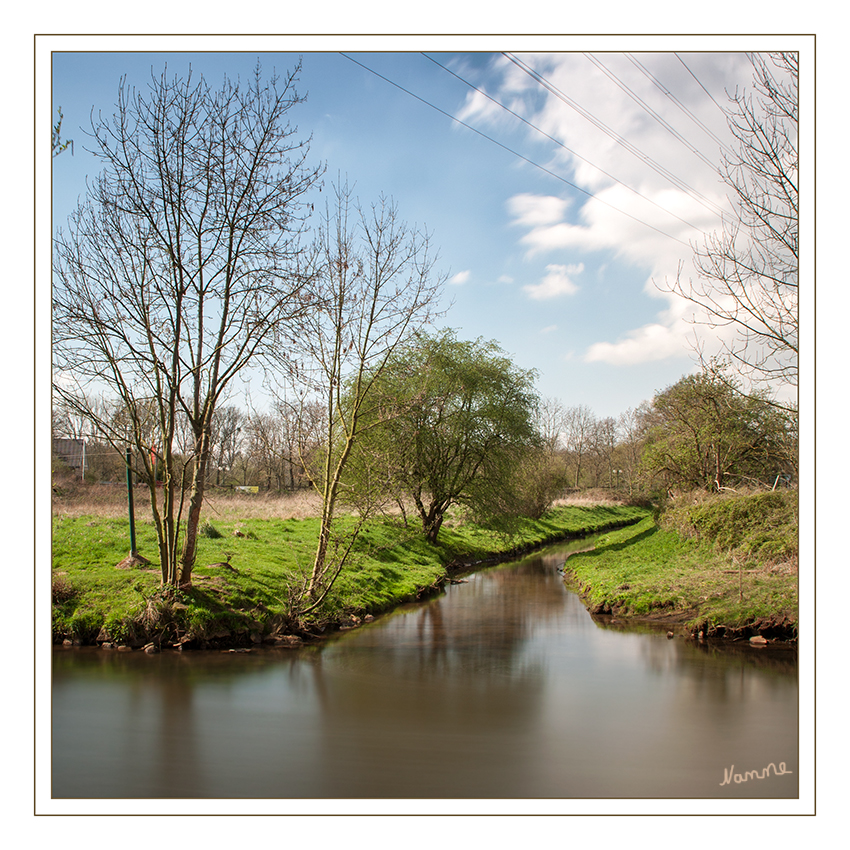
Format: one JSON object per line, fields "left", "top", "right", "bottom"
{"left": 198, "top": 519, "right": 223, "bottom": 539}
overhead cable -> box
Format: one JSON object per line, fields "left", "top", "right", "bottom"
{"left": 674, "top": 53, "right": 729, "bottom": 117}
{"left": 624, "top": 52, "right": 735, "bottom": 158}
{"left": 339, "top": 52, "right": 692, "bottom": 249}
{"left": 503, "top": 52, "right": 729, "bottom": 221}
{"left": 422, "top": 52, "right": 706, "bottom": 236}
{"left": 584, "top": 53, "right": 719, "bottom": 171}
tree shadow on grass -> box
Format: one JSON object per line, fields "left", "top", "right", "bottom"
{"left": 181, "top": 585, "right": 231, "bottom": 613}
{"left": 584, "top": 525, "right": 658, "bottom": 556}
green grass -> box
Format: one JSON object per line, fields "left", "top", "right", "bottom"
{"left": 564, "top": 491, "right": 798, "bottom": 636}
{"left": 662, "top": 490, "right": 798, "bottom": 564}
{"left": 52, "top": 503, "right": 649, "bottom": 646}
{"left": 52, "top": 493, "right": 796, "bottom": 643}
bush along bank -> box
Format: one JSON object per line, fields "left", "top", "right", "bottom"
{"left": 562, "top": 491, "right": 798, "bottom": 642}
{"left": 52, "top": 503, "right": 649, "bottom": 652}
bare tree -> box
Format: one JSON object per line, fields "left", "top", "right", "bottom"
{"left": 670, "top": 53, "right": 798, "bottom": 406}
{"left": 244, "top": 409, "right": 291, "bottom": 491}
{"left": 208, "top": 405, "right": 244, "bottom": 486}
{"left": 52, "top": 395, "right": 92, "bottom": 441}
{"left": 616, "top": 405, "right": 649, "bottom": 495}
{"left": 273, "top": 396, "right": 324, "bottom": 489}
{"left": 53, "top": 63, "right": 322, "bottom": 586}
{"left": 52, "top": 106, "right": 73, "bottom": 157}
{"left": 536, "top": 397, "right": 566, "bottom": 454}
{"left": 562, "top": 405, "right": 596, "bottom": 488}
{"left": 589, "top": 416, "right": 617, "bottom": 487}
{"left": 291, "top": 180, "right": 445, "bottom": 609}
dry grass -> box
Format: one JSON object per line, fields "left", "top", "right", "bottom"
{"left": 552, "top": 489, "right": 627, "bottom": 508}
{"left": 52, "top": 482, "right": 137, "bottom": 519}
{"left": 52, "top": 479, "right": 624, "bottom": 522}
{"left": 202, "top": 490, "right": 323, "bottom": 520}
{"left": 52, "top": 481, "right": 324, "bottom": 521}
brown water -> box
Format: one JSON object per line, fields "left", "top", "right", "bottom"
{"left": 51, "top": 540, "right": 798, "bottom": 799}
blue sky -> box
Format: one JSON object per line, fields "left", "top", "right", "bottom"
{"left": 51, "top": 45, "right": 795, "bottom": 419}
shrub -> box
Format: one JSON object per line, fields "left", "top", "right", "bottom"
{"left": 661, "top": 490, "right": 797, "bottom": 564}
{"left": 52, "top": 575, "right": 77, "bottom": 604}
{"left": 199, "top": 519, "right": 223, "bottom": 539}
{"left": 103, "top": 613, "right": 135, "bottom": 644}
{"left": 185, "top": 606, "right": 214, "bottom": 635}
{"left": 69, "top": 609, "right": 104, "bottom": 642}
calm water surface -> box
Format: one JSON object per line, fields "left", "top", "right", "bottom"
{"left": 52, "top": 540, "right": 798, "bottom": 799}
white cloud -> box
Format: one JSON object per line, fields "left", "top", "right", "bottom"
{"left": 449, "top": 270, "right": 471, "bottom": 285}
{"left": 581, "top": 290, "right": 734, "bottom": 366}
{"left": 510, "top": 182, "right": 721, "bottom": 267}
{"left": 584, "top": 321, "right": 691, "bottom": 365}
{"left": 540, "top": 324, "right": 558, "bottom": 334}
{"left": 507, "top": 193, "right": 572, "bottom": 228}
{"left": 523, "top": 263, "right": 583, "bottom": 300}
{"left": 462, "top": 52, "right": 761, "bottom": 368}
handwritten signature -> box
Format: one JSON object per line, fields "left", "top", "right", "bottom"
{"left": 720, "top": 761, "right": 793, "bottom": 786}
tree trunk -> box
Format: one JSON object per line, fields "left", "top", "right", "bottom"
{"left": 419, "top": 500, "right": 446, "bottom": 545}
{"left": 307, "top": 437, "right": 351, "bottom": 599}
{"left": 158, "top": 440, "right": 179, "bottom": 586}
{"left": 179, "top": 430, "right": 210, "bottom": 587}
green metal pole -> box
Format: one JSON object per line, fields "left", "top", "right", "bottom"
{"left": 125, "top": 446, "right": 137, "bottom": 555}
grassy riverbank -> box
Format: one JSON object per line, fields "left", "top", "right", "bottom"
{"left": 52, "top": 496, "right": 648, "bottom": 648}
{"left": 563, "top": 490, "right": 798, "bottom": 640}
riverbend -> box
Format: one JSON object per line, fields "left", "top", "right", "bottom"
{"left": 52, "top": 539, "right": 797, "bottom": 800}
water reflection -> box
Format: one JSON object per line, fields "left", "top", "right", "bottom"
{"left": 52, "top": 542, "right": 798, "bottom": 800}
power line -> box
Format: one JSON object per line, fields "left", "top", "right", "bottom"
{"left": 585, "top": 53, "right": 719, "bottom": 171}
{"left": 624, "top": 53, "right": 735, "bottom": 158}
{"left": 422, "top": 52, "right": 706, "bottom": 237}
{"left": 674, "top": 53, "right": 729, "bottom": 117}
{"left": 339, "top": 52, "right": 692, "bottom": 249}
{"left": 503, "top": 52, "right": 728, "bottom": 221}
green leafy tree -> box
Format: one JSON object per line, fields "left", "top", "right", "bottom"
{"left": 640, "top": 368, "right": 793, "bottom": 493}
{"left": 347, "top": 331, "right": 541, "bottom": 543}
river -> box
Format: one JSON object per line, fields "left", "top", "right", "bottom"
{"left": 52, "top": 537, "right": 798, "bottom": 799}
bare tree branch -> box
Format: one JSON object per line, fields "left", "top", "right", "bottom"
{"left": 53, "top": 62, "right": 323, "bottom": 586}
{"left": 665, "top": 53, "right": 798, "bottom": 408}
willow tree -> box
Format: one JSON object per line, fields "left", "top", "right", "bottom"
{"left": 53, "top": 63, "right": 322, "bottom": 587}
{"left": 345, "top": 331, "right": 541, "bottom": 543}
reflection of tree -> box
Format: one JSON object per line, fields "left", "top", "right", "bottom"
{"left": 52, "top": 650, "right": 204, "bottom": 796}
{"left": 303, "top": 553, "right": 577, "bottom": 797}
{"left": 328, "top": 553, "right": 569, "bottom": 682}
{"left": 605, "top": 627, "right": 799, "bottom": 795}
{"left": 593, "top": 617, "right": 798, "bottom": 678}
{"left": 52, "top": 648, "right": 296, "bottom": 797}
{"left": 586, "top": 614, "right": 798, "bottom": 731}
{"left": 686, "top": 643, "right": 796, "bottom": 733}
{"left": 52, "top": 551, "right": 800, "bottom": 800}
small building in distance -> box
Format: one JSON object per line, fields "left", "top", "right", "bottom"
{"left": 53, "top": 438, "right": 86, "bottom": 476}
